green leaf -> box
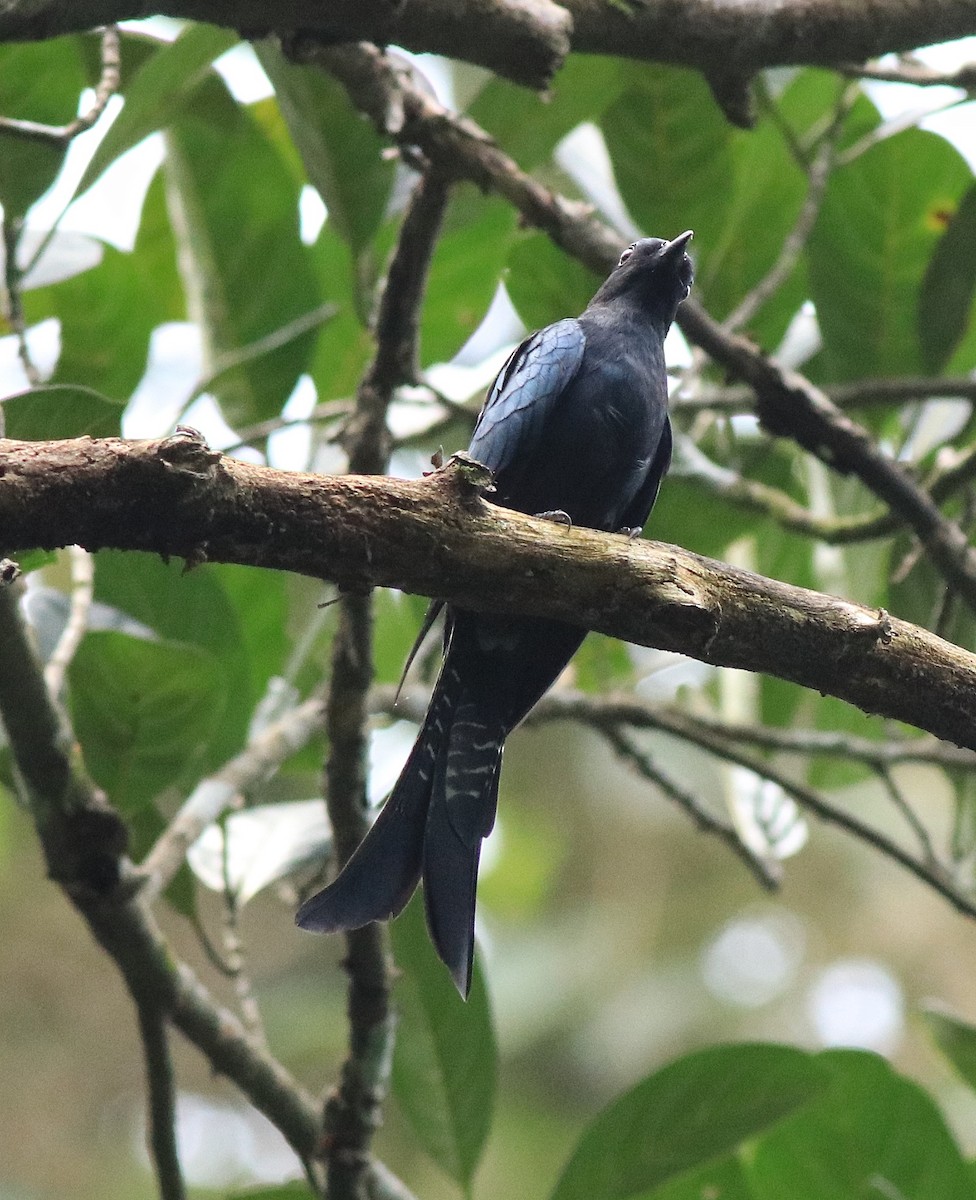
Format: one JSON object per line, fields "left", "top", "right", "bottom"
{"left": 646, "top": 1156, "right": 756, "bottom": 1200}
{"left": 254, "top": 40, "right": 395, "bottom": 256}
{"left": 469, "top": 55, "right": 625, "bottom": 171}
{"left": 747, "top": 1049, "right": 971, "bottom": 1200}
{"left": 128, "top": 159, "right": 187, "bottom": 325}
{"left": 373, "top": 588, "right": 433, "bottom": 687}
{"left": 23, "top": 168, "right": 183, "bottom": 401}
{"left": 0, "top": 37, "right": 91, "bottom": 217}
{"left": 1, "top": 385, "right": 123, "bottom": 438}
{"left": 919, "top": 182, "right": 976, "bottom": 372}
{"left": 73, "top": 23, "right": 239, "bottom": 200}
{"left": 306, "top": 222, "right": 374, "bottom": 402}
{"left": 69, "top": 631, "right": 225, "bottom": 814}
{"left": 5, "top": 550, "right": 57, "bottom": 576}
{"left": 650, "top": 472, "right": 756, "bottom": 561}
{"left": 228, "top": 1184, "right": 315, "bottom": 1200}
{"left": 164, "top": 74, "right": 323, "bottom": 425}
{"left": 421, "top": 191, "right": 517, "bottom": 365}
{"left": 391, "top": 892, "right": 497, "bottom": 1190}
{"left": 27, "top": 248, "right": 156, "bottom": 399}
{"left": 695, "top": 72, "right": 835, "bottom": 332}
{"left": 550, "top": 1044, "right": 829, "bottom": 1200}
{"left": 601, "top": 66, "right": 733, "bottom": 260}
{"left": 809, "top": 128, "right": 973, "bottom": 380}
{"left": 93, "top": 551, "right": 254, "bottom": 766}
{"left": 210, "top": 563, "right": 290, "bottom": 701}
{"left": 506, "top": 233, "right": 602, "bottom": 330}
{"left": 924, "top": 1005, "right": 976, "bottom": 1094}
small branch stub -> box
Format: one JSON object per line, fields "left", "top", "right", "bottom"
{"left": 431, "top": 452, "right": 496, "bottom": 504}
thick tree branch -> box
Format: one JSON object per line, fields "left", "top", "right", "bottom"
{"left": 2, "top": 0, "right": 975, "bottom": 93}
{"left": 0, "top": 0, "right": 573, "bottom": 90}
{"left": 5, "top": 434, "right": 976, "bottom": 751}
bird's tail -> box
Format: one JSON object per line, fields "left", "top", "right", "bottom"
{"left": 423, "top": 698, "right": 505, "bottom": 996}
{"left": 295, "top": 677, "right": 456, "bottom": 936}
{"left": 296, "top": 667, "right": 505, "bottom": 998}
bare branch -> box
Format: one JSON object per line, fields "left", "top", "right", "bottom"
{"left": 526, "top": 691, "right": 976, "bottom": 920}
{"left": 673, "top": 375, "right": 976, "bottom": 414}
{"left": 594, "top": 721, "right": 782, "bottom": 891}
{"left": 43, "top": 545, "right": 94, "bottom": 697}
{"left": 0, "top": 25, "right": 120, "bottom": 145}
{"left": 3, "top": 1, "right": 976, "bottom": 93}
{"left": 838, "top": 54, "right": 976, "bottom": 90}
{"left": 875, "top": 764, "right": 940, "bottom": 868}
{"left": 8, "top": 435, "right": 976, "bottom": 751}
{"left": 2, "top": 217, "right": 41, "bottom": 390}
{"left": 140, "top": 694, "right": 327, "bottom": 902}
{"left": 721, "top": 89, "right": 849, "bottom": 332}
{"left": 135, "top": 1003, "right": 186, "bottom": 1200}
{"left": 678, "top": 302, "right": 976, "bottom": 613}
{"left": 379, "top": 684, "right": 976, "bottom": 773}
{"left": 222, "top": 891, "right": 267, "bottom": 1043}
{"left": 381, "top": 682, "right": 976, "bottom": 919}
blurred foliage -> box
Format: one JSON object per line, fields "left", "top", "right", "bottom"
{"left": 3, "top": 19, "right": 976, "bottom": 1200}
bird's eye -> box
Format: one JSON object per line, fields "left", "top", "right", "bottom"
{"left": 618, "top": 243, "right": 638, "bottom": 267}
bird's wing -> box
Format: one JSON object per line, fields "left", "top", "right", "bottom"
{"left": 468, "top": 318, "right": 585, "bottom": 479}
{"left": 619, "top": 413, "right": 673, "bottom": 533}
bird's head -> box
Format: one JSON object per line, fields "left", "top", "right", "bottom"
{"left": 591, "top": 231, "right": 694, "bottom": 324}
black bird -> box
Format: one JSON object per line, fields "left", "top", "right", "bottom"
{"left": 297, "top": 232, "right": 694, "bottom": 996}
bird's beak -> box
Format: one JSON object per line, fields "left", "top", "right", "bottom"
{"left": 661, "top": 230, "right": 694, "bottom": 261}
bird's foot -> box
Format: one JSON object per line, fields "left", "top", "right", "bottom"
{"left": 619, "top": 526, "right": 643, "bottom": 540}
{"left": 535, "top": 509, "right": 573, "bottom": 527}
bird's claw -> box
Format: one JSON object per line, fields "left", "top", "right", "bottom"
{"left": 535, "top": 509, "right": 573, "bottom": 527}
{"left": 619, "top": 526, "right": 643, "bottom": 540}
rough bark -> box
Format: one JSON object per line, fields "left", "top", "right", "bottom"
{"left": 4, "top": 433, "right": 976, "bottom": 751}
{"left": 0, "top": 0, "right": 973, "bottom": 90}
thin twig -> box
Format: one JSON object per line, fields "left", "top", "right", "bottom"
{"left": 221, "top": 397, "right": 354, "bottom": 455}
{"left": 837, "top": 55, "right": 976, "bottom": 90}
{"left": 383, "top": 683, "right": 976, "bottom": 772}
{"left": 2, "top": 216, "right": 41, "bottom": 387}
{"left": 837, "top": 93, "right": 972, "bottom": 166}
{"left": 672, "top": 375, "right": 976, "bottom": 414}
{"left": 680, "top": 427, "right": 976, "bottom": 548}
{"left": 135, "top": 1002, "right": 187, "bottom": 1200}
{"left": 139, "top": 694, "right": 327, "bottom": 903}
{"left": 722, "top": 87, "right": 853, "bottom": 333}
{"left": 222, "top": 889, "right": 267, "bottom": 1043}
{"left": 382, "top": 679, "right": 976, "bottom": 917}
{"left": 673, "top": 432, "right": 893, "bottom": 544}
{"left": 0, "top": 26, "right": 120, "bottom": 145}
{"left": 600, "top": 723, "right": 782, "bottom": 890}
{"left": 875, "top": 765, "right": 940, "bottom": 869}
{"left": 529, "top": 691, "right": 976, "bottom": 771}
{"left": 567, "top": 697, "right": 976, "bottom": 918}
{"left": 43, "top": 545, "right": 93, "bottom": 697}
